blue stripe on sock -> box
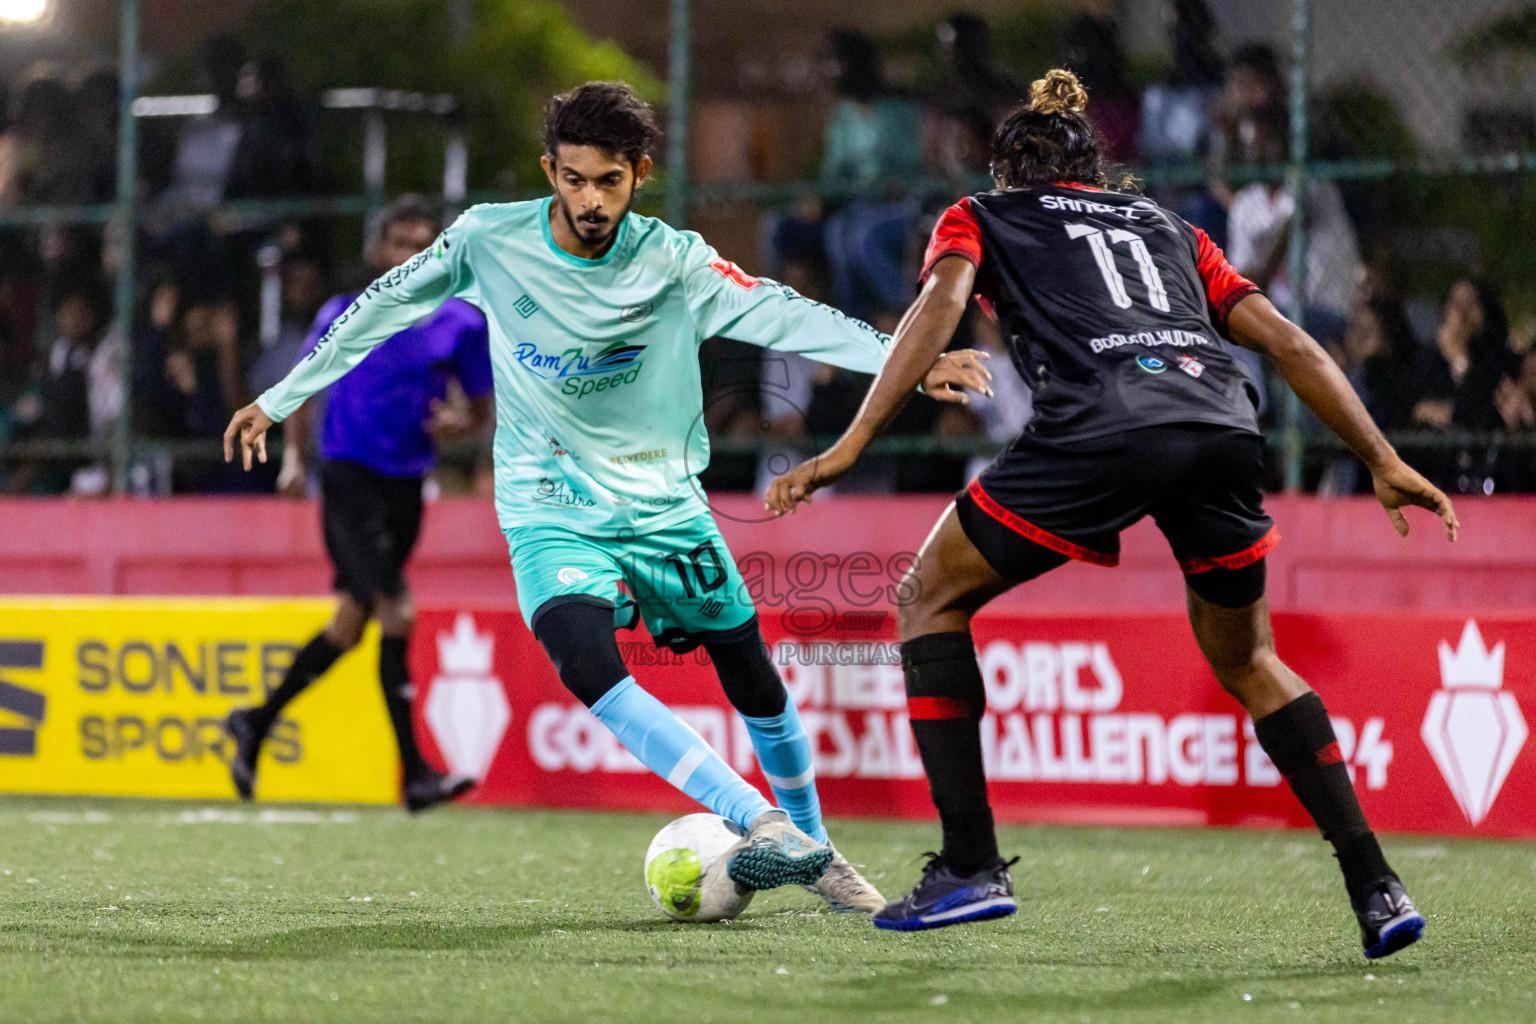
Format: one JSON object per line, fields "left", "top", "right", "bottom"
{"left": 591, "top": 677, "right": 772, "bottom": 829}
{"left": 742, "top": 702, "right": 827, "bottom": 844}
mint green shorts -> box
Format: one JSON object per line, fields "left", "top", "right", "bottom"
{"left": 506, "top": 515, "right": 756, "bottom": 648}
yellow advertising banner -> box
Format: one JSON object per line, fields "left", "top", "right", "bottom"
{"left": 0, "top": 598, "right": 398, "bottom": 803}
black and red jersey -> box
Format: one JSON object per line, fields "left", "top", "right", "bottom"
{"left": 923, "top": 183, "right": 1263, "bottom": 443}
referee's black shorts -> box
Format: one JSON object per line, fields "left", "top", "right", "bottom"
{"left": 956, "top": 423, "right": 1278, "bottom": 603}
{"left": 320, "top": 460, "right": 425, "bottom": 608}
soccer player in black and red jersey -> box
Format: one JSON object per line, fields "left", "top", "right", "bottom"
{"left": 766, "top": 70, "right": 1458, "bottom": 958}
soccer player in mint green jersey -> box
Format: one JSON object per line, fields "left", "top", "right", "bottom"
{"left": 225, "top": 82, "right": 993, "bottom": 908}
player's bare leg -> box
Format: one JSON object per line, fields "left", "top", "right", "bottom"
{"left": 875, "top": 504, "right": 1023, "bottom": 930}
{"left": 226, "top": 593, "right": 367, "bottom": 800}
{"left": 1186, "top": 586, "right": 1424, "bottom": 958}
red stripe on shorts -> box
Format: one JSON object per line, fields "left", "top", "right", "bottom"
{"left": 966, "top": 479, "right": 1119, "bottom": 567}
{"left": 1178, "top": 525, "right": 1281, "bottom": 575}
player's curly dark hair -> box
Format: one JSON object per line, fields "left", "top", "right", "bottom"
{"left": 989, "top": 68, "right": 1131, "bottom": 191}
{"left": 542, "top": 81, "right": 660, "bottom": 169}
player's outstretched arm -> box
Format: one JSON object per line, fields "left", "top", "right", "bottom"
{"left": 682, "top": 241, "right": 989, "bottom": 394}
{"left": 765, "top": 255, "right": 978, "bottom": 515}
{"left": 1226, "top": 292, "right": 1459, "bottom": 541}
{"left": 225, "top": 221, "right": 468, "bottom": 475}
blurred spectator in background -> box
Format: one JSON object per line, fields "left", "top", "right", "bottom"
{"left": 235, "top": 53, "right": 320, "bottom": 199}
{"left": 0, "top": 73, "right": 92, "bottom": 207}
{"left": 1496, "top": 351, "right": 1536, "bottom": 435}
{"left": 154, "top": 42, "right": 322, "bottom": 334}
{"left": 1344, "top": 293, "right": 1420, "bottom": 433}
{"left": 0, "top": 308, "right": 38, "bottom": 458}
{"left": 1221, "top": 48, "right": 1361, "bottom": 348}
{"left": 131, "top": 274, "right": 182, "bottom": 439}
{"left": 927, "top": 13, "right": 1022, "bottom": 181}
{"left": 1140, "top": 0, "right": 1226, "bottom": 242}
{"left": 151, "top": 35, "right": 260, "bottom": 303}
{"left": 1060, "top": 2, "right": 1139, "bottom": 161}
{"left": 1209, "top": 43, "right": 1284, "bottom": 184}
{"left": 1413, "top": 279, "right": 1510, "bottom": 432}
{"left": 0, "top": 233, "right": 39, "bottom": 368}
{"left": 139, "top": 291, "right": 260, "bottom": 493}
{"left": 1318, "top": 290, "right": 1420, "bottom": 494}
{"left": 1412, "top": 279, "right": 1515, "bottom": 493}
{"left": 1495, "top": 349, "right": 1536, "bottom": 492}
{"left": 160, "top": 35, "right": 250, "bottom": 210}
{"left": 162, "top": 295, "right": 249, "bottom": 444}
{"left": 818, "top": 30, "right": 925, "bottom": 329}
{"left": 7, "top": 278, "right": 116, "bottom": 494}
{"left": 74, "top": 68, "right": 119, "bottom": 204}
{"left": 1140, "top": 0, "right": 1223, "bottom": 162}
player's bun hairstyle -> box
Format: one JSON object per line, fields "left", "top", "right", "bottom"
{"left": 1030, "top": 68, "right": 1089, "bottom": 116}
{"left": 989, "top": 68, "right": 1130, "bottom": 191}
{"left": 542, "top": 81, "right": 660, "bottom": 170}
{"left": 374, "top": 193, "right": 443, "bottom": 242}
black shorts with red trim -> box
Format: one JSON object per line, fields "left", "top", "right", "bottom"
{"left": 955, "top": 423, "right": 1277, "bottom": 584}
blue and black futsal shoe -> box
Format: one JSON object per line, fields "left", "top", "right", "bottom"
{"left": 873, "top": 853, "right": 1018, "bottom": 931}
{"left": 1358, "top": 875, "right": 1424, "bottom": 959}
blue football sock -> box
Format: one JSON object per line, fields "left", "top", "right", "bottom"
{"left": 741, "top": 702, "right": 827, "bottom": 844}
{"left": 591, "top": 677, "right": 773, "bottom": 829}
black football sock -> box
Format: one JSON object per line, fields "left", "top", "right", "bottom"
{"left": 1253, "top": 692, "right": 1392, "bottom": 908}
{"left": 380, "top": 635, "right": 431, "bottom": 780}
{"left": 902, "top": 631, "right": 998, "bottom": 876}
{"left": 250, "top": 633, "right": 343, "bottom": 736}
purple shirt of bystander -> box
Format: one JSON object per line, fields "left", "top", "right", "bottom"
{"left": 298, "top": 293, "right": 491, "bottom": 478}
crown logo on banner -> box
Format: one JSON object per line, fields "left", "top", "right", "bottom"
{"left": 1421, "top": 620, "right": 1527, "bottom": 827}
{"left": 437, "top": 612, "right": 495, "bottom": 677}
{"left": 1437, "top": 620, "right": 1505, "bottom": 690}
{"left": 425, "top": 613, "right": 509, "bottom": 783}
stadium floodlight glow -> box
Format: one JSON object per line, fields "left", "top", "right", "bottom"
{"left": 0, "top": 0, "right": 48, "bottom": 25}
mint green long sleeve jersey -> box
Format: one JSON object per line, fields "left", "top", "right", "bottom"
{"left": 255, "top": 198, "right": 893, "bottom": 536}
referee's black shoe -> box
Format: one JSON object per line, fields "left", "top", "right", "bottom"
{"left": 1358, "top": 875, "right": 1425, "bottom": 959}
{"left": 225, "top": 708, "right": 261, "bottom": 801}
{"left": 403, "top": 770, "right": 476, "bottom": 813}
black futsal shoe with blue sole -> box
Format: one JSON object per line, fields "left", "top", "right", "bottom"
{"left": 873, "top": 853, "right": 1018, "bottom": 931}
{"left": 1359, "top": 875, "right": 1425, "bottom": 959}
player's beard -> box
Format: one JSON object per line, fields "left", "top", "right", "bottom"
{"left": 559, "top": 189, "right": 634, "bottom": 253}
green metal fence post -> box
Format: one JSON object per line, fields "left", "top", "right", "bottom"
{"left": 111, "top": 0, "right": 140, "bottom": 494}
{"left": 665, "top": 0, "right": 691, "bottom": 228}
{"left": 1282, "top": 0, "right": 1310, "bottom": 492}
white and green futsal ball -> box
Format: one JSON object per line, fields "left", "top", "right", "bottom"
{"left": 644, "top": 813, "right": 754, "bottom": 923}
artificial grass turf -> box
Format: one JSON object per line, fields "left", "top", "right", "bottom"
{"left": 1, "top": 796, "right": 1531, "bottom": 1023}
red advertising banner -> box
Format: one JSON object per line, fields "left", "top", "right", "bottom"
{"left": 410, "top": 608, "right": 1536, "bottom": 838}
